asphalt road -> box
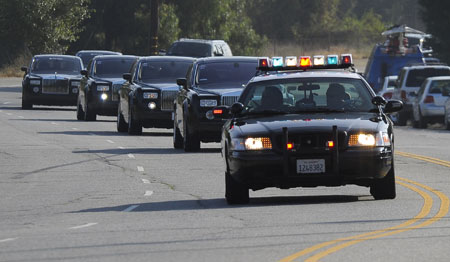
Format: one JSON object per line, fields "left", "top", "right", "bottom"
{"left": 0, "top": 78, "right": 449, "bottom": 262}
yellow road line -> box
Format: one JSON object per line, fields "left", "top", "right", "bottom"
{"left": 396, "top": 151, "right": 450, "bottom": 167}
{"left": 279, "top": 179, "right": 433, "bottom": 262}
{"left": 304, "top": 177, "right": 449, "bottom": 261}
{"left": 280, "top": 153, "right": 450, "bottom": 262}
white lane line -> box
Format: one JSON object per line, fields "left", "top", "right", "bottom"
{"left": 144, "top": 190, "right": 154, "bottom": 196}
{"left": 137, "top": 166, "right": 144, "bottom": 172}
{"left": 0, "top": 238, "right": 17, "bottom": 243}
{"left": 122, "top": 205, "right": 139, "bottom": 212}
{"left": 118, "top": 146, "right": 125, "bottom": 149}
{"left": 6, "top": 113, "right": 12, "bottom": 116}
{"left": 72, "top": 127, "right": 78, "bottom": 130}
{"left": 18, "top": 116, "right": 24, "bottom": 118}
{"left": 106, "top": 140, "right": 115, "bottom": 144}
{"left": 51, "top": 122, "right": 57, "bottom": 125}
{"left": 88, "top": 133, "right": 96, "bottom": 136}
{"left": 128, "top": 153, "right": 135, "bottom": 159}
{"left": 69, "top": 223, "right": 98, "bottom": 230}
{"left": 142, "top": 179, "right": 150, "bottom": 184}
{"left": 0, "top": 110, "right": 2, "bottom": 112}
{"left": 3, "top": 102, "right": 10, "bottom": 105}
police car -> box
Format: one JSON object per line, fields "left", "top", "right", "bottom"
{"left": 213, "top": 55, "right": 404, "bottom": 204}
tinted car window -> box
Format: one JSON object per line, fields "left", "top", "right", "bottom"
{"left": 93, "top": 58, "right": 135, "bottom": 78}
{"left": 196, "top": 62, "right": 256, "bottom": 87}
{"left": 240, "top": 78, "right": 375, "bottom": 113}
{"left": 429, "top": 80, "right": 450, "bottom": 94}
{"left": 138, "top": 61, "right": 193, "bottom": 83}
{"left": 167, "top": 42, "right": 212, "bottom": 57}
{"left": 78, "top": 54, "right": 97, "bottom": 67}
{"left": 30, "top": 57, "right": 81, "bottom": 75}
{"left": 406, "top": 68, "right": 450, "bottom": 87}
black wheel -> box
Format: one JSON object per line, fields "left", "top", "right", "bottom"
{"left": 173, "top": 114, "right": 183, "bottom": 149}
{"left": 76, "top": 98, "right": 84, "bottom": 120}
{"left": 128, "top": 106, "right": 142, "bottom": 135}
{"left": 225, "top": 171, "right": 249, "bottom": 204}
{"left": 418, "top": 110, "right": 428, "bottom": 129}
{"left": 21, "top": 92, "right": 32, "bottom": 110}
{"left": 183, "top": 118, "right": 200, "bottom": 152}
{"left": 445, "top": 111, "right": 450, "bottom": 130}
{"left": 84, "top": 100, "right": 97, "bottom": 121}
{"left": 117, "top": 103, "right": 128, "bottom": 132}
{"left": 370, "top": 163, "right": 396, "bottom": 200}
{"left": 396, "top": 111, "right": 407, "bottom": 126}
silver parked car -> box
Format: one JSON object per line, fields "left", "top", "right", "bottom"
{"left": 412, "top": 76, "right": 450, "bottom": 128}
{"left": 443, "top": 88, "right": 450, "bottom": 130}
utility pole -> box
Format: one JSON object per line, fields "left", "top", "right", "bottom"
{"left": 150, "top": 0, "right": 159, "bottom": 55}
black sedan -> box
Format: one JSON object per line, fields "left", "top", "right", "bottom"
{"left": 77, "top": 55, "right": 138, "bottom": 121}
{"left": 118, "top": 56, "right": 195, "bottom": 135}
{"left": 21, "top": 55, "right": 83, "bottom": 109}
{"left": 75, "top": 50, "right": 122, "bottom": 69}
{"left": 213, "top": 56, "right": 403, "bottom": 204}
{"left": 173, "top": 56, "right": 258, "bottom": 151}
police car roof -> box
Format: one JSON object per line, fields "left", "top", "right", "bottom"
{"left": 251, "top": 70, "right": 362, "bottom": 83}
{"left": 195, "top": 56, "right": 258, "bottom": 63}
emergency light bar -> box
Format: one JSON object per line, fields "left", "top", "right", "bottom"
{"left": 257, "top": 54, "right": 353, "bottom": 71}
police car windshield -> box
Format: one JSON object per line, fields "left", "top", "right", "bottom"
{"left": 240, "top": 77, "right": 376, "bottom": 115}
{"left": 138, "top": 61, "right": 192, "bottom": 83}
{"left": 30, "top": 57, "right": 81, "bottom": 75}
{"left": 93, "top": 58, "right": 135, "bottom": 78}
{"left": 196, "top": 61, "right": 257, "bottom": 88}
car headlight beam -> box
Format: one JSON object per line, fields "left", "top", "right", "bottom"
{"left": 244, "top": 137, "right": 272, "bottom": 150}
{"left": 348, "top": 133, "right": 390, "bottom": 147}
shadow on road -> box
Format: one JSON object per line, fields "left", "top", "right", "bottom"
{"left": 0, "top": 87, "right": 20, "bottom": 92}
{"left": 71, "top": 194, "right": 365, "bottom": 213}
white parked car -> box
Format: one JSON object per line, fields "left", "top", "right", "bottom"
{"left": 378, "top": 75, "right": 397, "bottom": 100}
{"left": 412, "top": 76, "right": 450, "bottom": 128}
{"left": 443, "top": 88, "right": 450, "bottom": 130}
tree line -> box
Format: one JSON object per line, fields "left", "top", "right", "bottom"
{"left": 0, "top": 0, "right": 448, "bottom": 69}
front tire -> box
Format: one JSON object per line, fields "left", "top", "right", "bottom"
{"left": 183, "top": 118, "right": 200, "bottom": 152}
{"left": 173, "top": 114, "right": 183, "bottom": 149}
{"left": 418, "top": 110, "right": 428, "bottom": 129}
{"left": 84, "top": 100, "right": 97, "bottom": 121}
{"left": 128, "top": 106, "right": 142, "bottom": 135}
{"left": 370, "top": 163, "right": 396, "bottom": 200}
{"left": 225, "top": 171, "right": 249, "bottom": 204}
{"left": 445, "top": 111, "right": 450, "bottom": 130}
{"left": 117, "top": 103, "right": 128, "bottom": 133}
{"left": 21, "top": 92, "right": 32, "bottom": 110}
{"left": 76, "top": 98, "right": 84, "bottom": 120}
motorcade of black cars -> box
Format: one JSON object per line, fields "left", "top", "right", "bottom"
{"left": 75, "top": 50, "right": 122, "bottom": 69}
{"left": 212, "top": 55, "right": 403, "bottom": 204}
{"left": 173, "top": 56, "right": 258, "bottom": 151}
{"left": 77, "top": 55, "right": 138, "bottom": 121}
{"left": 118, "top": 56, "right": 195, "bottom": 135}
{"left": 21, "top": 55, "right": 83, "bottom": 109}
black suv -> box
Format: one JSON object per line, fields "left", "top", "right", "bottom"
{"left": 166, "top": 39, "right": 232, "bottom": 58}
{"left": 173, "top": 56, "right": 258, "bottom": 151}
{"left": 77, "top": 55, "right": 137, "bottom": 121}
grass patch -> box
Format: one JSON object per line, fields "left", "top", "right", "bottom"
{"left": 0, "top": 53, "right": 32, "bottom": 77}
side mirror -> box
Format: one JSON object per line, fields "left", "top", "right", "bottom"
{"left": 230, "top": 102, "right": 244, "bottom": 115}
{"left": 80, "top": 69, "right": 88, "bottom": 76}
{"left": 123, "top": 73, "right": 132, "bottom": 82}
{"left": 21, "top": 66, "right": 27, "bottom": 72}
{"left": 372, "top": 96, "right": 387, "bottom": 106}
{"left": 176, "top": 78, "right": 187, "bottom": 90}
{"left": 384, "top": 100, "right": 403, "bottom": 114}
{"left": 211, "top": 106, "right": 230, "bottom": 119}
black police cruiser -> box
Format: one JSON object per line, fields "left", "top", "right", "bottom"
{"left": 21, "top": 55, "right": 83, "bottom": 109}
{"left": 77, "top": 55, "right": 137, "bottom": 121}
{"left": 118, "top": 56, "right": 195, "bottom": 135}
{"left": 173, "top": 56, "right": 258, "bottom": 151}
{"left": 213, "top": 55, "right": 404, "bottom": 204}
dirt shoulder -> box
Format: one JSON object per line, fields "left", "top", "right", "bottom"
{"left": 0, "top": 77, "right": 22, "bottom": 87}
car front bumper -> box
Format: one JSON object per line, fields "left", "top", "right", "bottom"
{"left": 25, "top": 91, "right": 77, "bottom": 106}
{"left": 420, "top": 104, "right": 444, "bottom": 117}
{"left": 228, "top": 147, "right": 393, "bottom": 190}
{"left": 133, "top": 103, "right": 173, "bottom": 128}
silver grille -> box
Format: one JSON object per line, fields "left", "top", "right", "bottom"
{"left": 112, "top": 84, "right": 122, "bottom": 101}
{"left": 42, "top": 79, "right": 69, "bottom": 94}
{"left": 221, "top": 96, "right": 239, "bottom": 106}
{"left": 161, "top": 90, "right": 178, "bottom": 111}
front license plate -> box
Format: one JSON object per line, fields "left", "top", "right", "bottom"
{"left": 297, "top": 159, "right": 325, "bottom": 174}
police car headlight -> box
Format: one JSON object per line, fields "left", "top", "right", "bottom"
{"left": 348, "top": 134, "right": 376, "bottom": 147}
{"left": 30, "top": 79, "right": 41, "bottom": 85}
{"left": 143, "top": 92, "right": 158, "bottom": 99}
{"left": 71, "top": 81, "right": 80, "bottom": 87}
{"left": 200, "top": 99, "right": 217, "bottom": 107}
{"left": 244, "top": 137, "right": 272, "bottom": 150}
{"left": 97, "top": 85, "right": 110, "bottom": 91}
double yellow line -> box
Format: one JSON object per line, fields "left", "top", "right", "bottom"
{"left": 280, "top": 152, "right": 450, "bottom": 262}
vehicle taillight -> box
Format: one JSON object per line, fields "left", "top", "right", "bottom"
{"left": 383, "top": 92, "right": 392, "bottom": 99}
{"left": 423, "top": 95, "right": 434, "bottom": 104}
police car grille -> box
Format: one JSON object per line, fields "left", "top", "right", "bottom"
{"left": 274, "top": 132, "right": 347, "bottom": 152}
{"left": 42, "top": 79, "right": 69, "bottom": 94}
{"left": 221, "top": 96, "right": 239, "bottom": 106}
{"left": 161, "top": 90, "right": 178, "bottom": 111}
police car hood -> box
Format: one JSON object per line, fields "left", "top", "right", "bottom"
{"left": 236, "top": 113, "right": 381, "bottom": 135}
